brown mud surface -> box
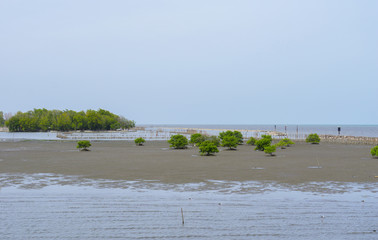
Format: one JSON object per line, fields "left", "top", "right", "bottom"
{"left": 0, "top": 140, "right": 377, "bottom": 184}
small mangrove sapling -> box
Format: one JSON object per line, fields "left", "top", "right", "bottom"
{"left": 246, "top": 137, "right": 256, "bottom": 146}
{"left": 168, "top": 134, "right": 189, "bottom": 149}
{"left": 306, "top": 133, "right": 320, "bottom": 144}
{"left": 199, "top": 141, "right": 219, "bottom": 156}
{"left": 134, "top": 137, "right": 145, "bottom": 146}
{"left": 221, "top": 135, "right": 238, "bottom": 150}
{"left": 219, "top": 130, "right": 243, "bottom": 145}
{"left": 255, "top": 136, "right": 272, "bottom": 151}
{"left": 264, "top": 145, "right": 276, "bottom": 156}
{"left": 371, "top": 146, "right": 378, "bottom": 158}
{"left": 189, "top": 133, "right": 205, "bottom": 146}
{"left": 77, "top": 140, "right": 91, "bottom": 151}
{"left": 276, "top": 138, "right": 295, "bottom": 149}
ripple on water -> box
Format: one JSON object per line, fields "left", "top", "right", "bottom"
{"left": 1, "top": 173, "right": 378, "bottom": 194}
{"left": 1, "top": 175, "right": 378, "bottom": 240}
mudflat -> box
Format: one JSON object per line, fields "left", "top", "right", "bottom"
{"left": 0, "top": 140, "right": 376, "bottom": 184}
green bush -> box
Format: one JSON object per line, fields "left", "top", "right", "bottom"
{"left": 219, "top": 130, "right": 233, "bottom": 140}
{"left": 134, "top": 137, "right": 145, "bottom": 146}
{"left": 246, "top": 137, "right": 256, "bottom": 145}
{"left": 199, "top": 141, "right": 219, "bottom": 156}
{"left": 77, "top": 140, "right": 91, "bottom": 151}
{"left": 276, "top": 138, "right": 295, "bottom": 149}
{"left": 282, "top": 138, "right": 295, "bottom": 146}
{"left": 168, "top": 134, "right": 188, "bottom": 149}
{"left": 221, "top": 135, "right": 238, "bottom": 150}
{"left": 219, "top": 130, "right": 243, "bottom": 145}
{"left": 306, "top": 133, "right": 320, "bottom": 144}
{"left": 255, "top": 136, "right": 272, "bottom": 151}
{"left": 0, "top": 111, "right": 4, "bottom": 127}
{"left": 371, "top": 146, "right": 378, "bottom": 158}
{"left": 261, "top": 134, "right": 272, "bottom": 141}
{"left": 205, "top": 135, "right": 221, "bottom": 147}
{"left": 233, "top": 131, "right": 244, "bottom": 144}
{"left": 264, "top": 145, "right": 276, "bottom": 156}
{"left": 189, "top": 133, "right": 205, "bottom": 146}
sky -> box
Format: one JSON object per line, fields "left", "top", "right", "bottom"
{"left": 0, "top": 0, "right": 377, "bottom": 125}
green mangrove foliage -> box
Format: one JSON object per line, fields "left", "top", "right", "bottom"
{"left": 199, "top": 140, "right": 219, "bottom": 156}
{"left": 206, "top": 135, "right": 221, "bottom": 147}
{"left": 5, "top": 108, "right": 135, "bottom": 132}
{"left": 0, "top": 111, "right": 5, "bottom": 127}
{"left": 221, "top": 135, "right": 239, "bottom": 150}
{"left": 134, "top": 137, "right": 145, "bottom": 146}
{"left": 219, "top": 130, "right": 243, "bottom": 145}
{"left": 189, "top": 133, "right": 206, "bottom": 146}
{"left": 264, "top": 145, "right": 276, "bottom": 156}
{"left": 261, "top": 134, "right": 272, "bottom": 141}
{"left": 77, "top": 140, "right": 91, "bottom": 151}
{"left": 190, "top": 133, "right": 221, "bottom": 147}
{"left": 233, "top": 131, "right": 244, "bottom": 144}
{"left": 246, "top": 137, "right": 256, "bottom": 145}
{"left": 306, "top": 133, "right": 320, "bottom": 144}
{"left": 276, "top": 138, "right": 295, "bottom": 149}
{"left": 168, "top": 134, "right": 188, "bottom": 149}
{"left": 371, "top": 146, "right": 378, "bottom": 158}
{"left": 254, "top": 135, "right": 272, "bottom": 151}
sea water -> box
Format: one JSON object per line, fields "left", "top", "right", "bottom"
{"left": 1, "top": 174, "right": 378, "bottom": 240}
{"left": 1, "top": 125, "right": 377, "bottom": 141}
{"left": 145, "top": 124, "right": 378, "bottom": 138}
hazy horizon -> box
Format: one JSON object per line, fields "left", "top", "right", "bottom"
{"left": 1, "top": 0, "right": 377, "bottom": 125}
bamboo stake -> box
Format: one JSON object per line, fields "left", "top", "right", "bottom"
{"left": 181, "top": 208, "right": 185, "bottom": 225}
{"left": 316, "top": 152, "right": 321, "bottom": 168}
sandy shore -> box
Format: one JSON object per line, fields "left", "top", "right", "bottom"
{"left": 0, "top": 140, "right": 377, "bottom": 184}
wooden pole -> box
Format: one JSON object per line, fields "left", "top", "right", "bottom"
{"left": 316, "top": 152, "right": 321, "bottom": 168}
{"left": 181, "top": 208, "right": 185, "bottom": 225}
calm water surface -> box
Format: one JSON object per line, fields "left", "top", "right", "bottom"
{"left": 1, "top": 174, "right": 378, "bottom": 240}
{"left": 146, "top": 124, "right": 378, "bottom": 138}
{"left": 1, "top": 125, "right": 377, "bottom": 141}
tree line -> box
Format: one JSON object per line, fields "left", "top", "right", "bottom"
{"left": 0, "top": 111, "right": 5, "bottom": 127}
{"left": 5, "top": 108, "right": 135, "bottom": 132}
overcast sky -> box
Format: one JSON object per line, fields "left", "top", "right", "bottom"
{"left": 0, "top": 0, "right": 377, "bottom": 125}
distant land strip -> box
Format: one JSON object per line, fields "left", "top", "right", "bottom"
{"left": 1, "top": 126, "right": 377, "bottom": 145}
{"left": 318, "top": 135, "right": 378, "bottom": 145}
{"left": 56, "top": 127, "right": 378, "bottom": 145}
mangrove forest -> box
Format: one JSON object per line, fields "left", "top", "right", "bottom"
{"left": 5, "top": 108, "right": 135, "bottom": 132}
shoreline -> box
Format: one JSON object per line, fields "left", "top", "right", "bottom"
{"left": 1, "top": 127, "right": 377, "bottom": 145}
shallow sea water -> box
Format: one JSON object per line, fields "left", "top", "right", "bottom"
{"left": 1, "top": 174, "right": 378, "bottom": 240}
{"left": 145, "top": 124, "right": 378, "bottom": 138}
{"left": 1, "top": 124, "right": 377, "bottom": 141}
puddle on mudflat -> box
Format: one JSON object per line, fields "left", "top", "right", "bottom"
{"left": 308, "top": 166, "right": 322, "bottom": 169}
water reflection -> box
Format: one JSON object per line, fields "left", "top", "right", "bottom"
{"left": 1, "top": 174, "right": 378, "bottom": 240}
